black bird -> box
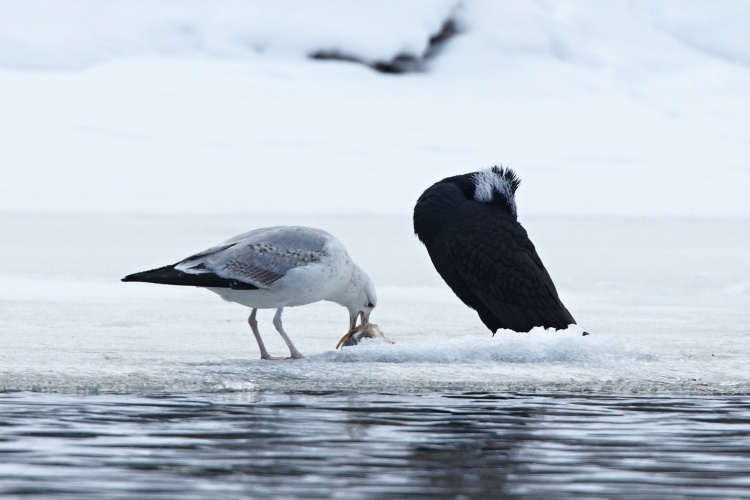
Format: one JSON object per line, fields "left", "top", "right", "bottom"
{"left": 413, "top": 166, "right": 577, "bottom": 333}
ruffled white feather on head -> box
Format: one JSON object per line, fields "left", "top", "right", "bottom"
{"left": 471, "top": 165, "right": 521, "bottom": 217}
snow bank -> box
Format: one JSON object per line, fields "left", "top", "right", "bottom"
{"left": 655, "top": 0, "right": 750, "bottom": 66}
{"left": 3, "top": 1, "right": 750, "bottom": 73}
{"left": 1, "top": 1, "right": 749, "bottom": 217}
{"left": 0, "top": 0, "right": 458, "bottom": 71}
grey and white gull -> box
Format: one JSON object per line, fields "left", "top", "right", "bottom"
{"left": 122, "top": 226, "right": 377, "bottom": 360}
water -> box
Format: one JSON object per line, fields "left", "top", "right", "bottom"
{"left": 2, "top": 215, "right": 750, "bottom": 497}
{"left": 2, "top": 391, "right": 749, "bottom": 499}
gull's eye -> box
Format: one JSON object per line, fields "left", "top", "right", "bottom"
{"left": 366, "top": 302, "right": 374, "bottom": 308}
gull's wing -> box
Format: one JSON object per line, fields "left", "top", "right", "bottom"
{"left": 174, "top": 226, "right": 332, "bottom": 289}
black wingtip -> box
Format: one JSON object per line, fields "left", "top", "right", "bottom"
{"left": 121, "top": 264, "right": 259, "bottom": 290}
{"left": 120, "top": 265, "right": 179, "bottom": 285}
{"left": 121, "top": 270, "right": 147, "bottom": 282}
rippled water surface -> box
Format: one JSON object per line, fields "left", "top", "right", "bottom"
{"left": 2, "top": 392, "right": 749, "bottom": 499}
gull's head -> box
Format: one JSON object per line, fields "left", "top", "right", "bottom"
{"left": 355, "top": 273, "right": 377, "bottom": 327}
{"left": 344, "top": 265, "right": 377, "bottom": 330}
{"left": 335, "top": 269, "right": 377, "bottom": 349}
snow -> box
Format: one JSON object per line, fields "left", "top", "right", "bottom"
{"left": 1, "top": 1, "right": 749, "bottom": 395}
{"left": 0, "top": 0, "right": 457, "bottom": 70}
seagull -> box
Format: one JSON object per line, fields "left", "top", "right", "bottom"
{"left": 122, "top": 226, "right": 377, "bottom": 360}
{"left": 413, "top": 166, "right": 577, "bottom": 333}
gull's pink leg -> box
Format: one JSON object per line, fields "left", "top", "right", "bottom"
{"left": 248, "top": 308, "right": 284, "bottom": 360}
{"left": 273, "top": 308, "right": 304, "bottom": 359}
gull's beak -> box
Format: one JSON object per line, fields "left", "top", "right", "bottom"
{"left": 336, "top": 311, "right": 367, "bottom": 350}
{"left": 359, "top": 310, "right": 370, "bottom": 326}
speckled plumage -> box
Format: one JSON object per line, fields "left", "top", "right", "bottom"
{"left": 414, "top": 166, "right": 576, "bottom": 333}
{"left": 122, "top": 226, "right": 377, "bottom": 359}
{"left": 176, "top": 226, "right": 329, "bottom": 289}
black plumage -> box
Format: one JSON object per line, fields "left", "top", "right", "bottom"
{"left": 122, "top": 264, "right": 258, "bottom": 290}
{"left": 413, "top": 166, "right": 576, "bottom": 333}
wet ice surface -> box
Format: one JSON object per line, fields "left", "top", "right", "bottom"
{"left": 1, "top": 392, "right": 750, "bottom": 499}
{"left": 2, "top": 213, "right": 750, "bottom": 497}
{"left": 1, "top": 214, "right": 749, "bottom": 396}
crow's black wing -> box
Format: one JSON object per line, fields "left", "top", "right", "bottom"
{"left": 446, "top": 210, "right": 576, "bottom": 333}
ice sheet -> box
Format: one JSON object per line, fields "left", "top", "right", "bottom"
{"left": 1, "top": 214, "right": 748, "bottom": 395}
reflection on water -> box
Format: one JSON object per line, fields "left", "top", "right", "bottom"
{"left": 1, "top": 392, "right": 749, "bottom": 498}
